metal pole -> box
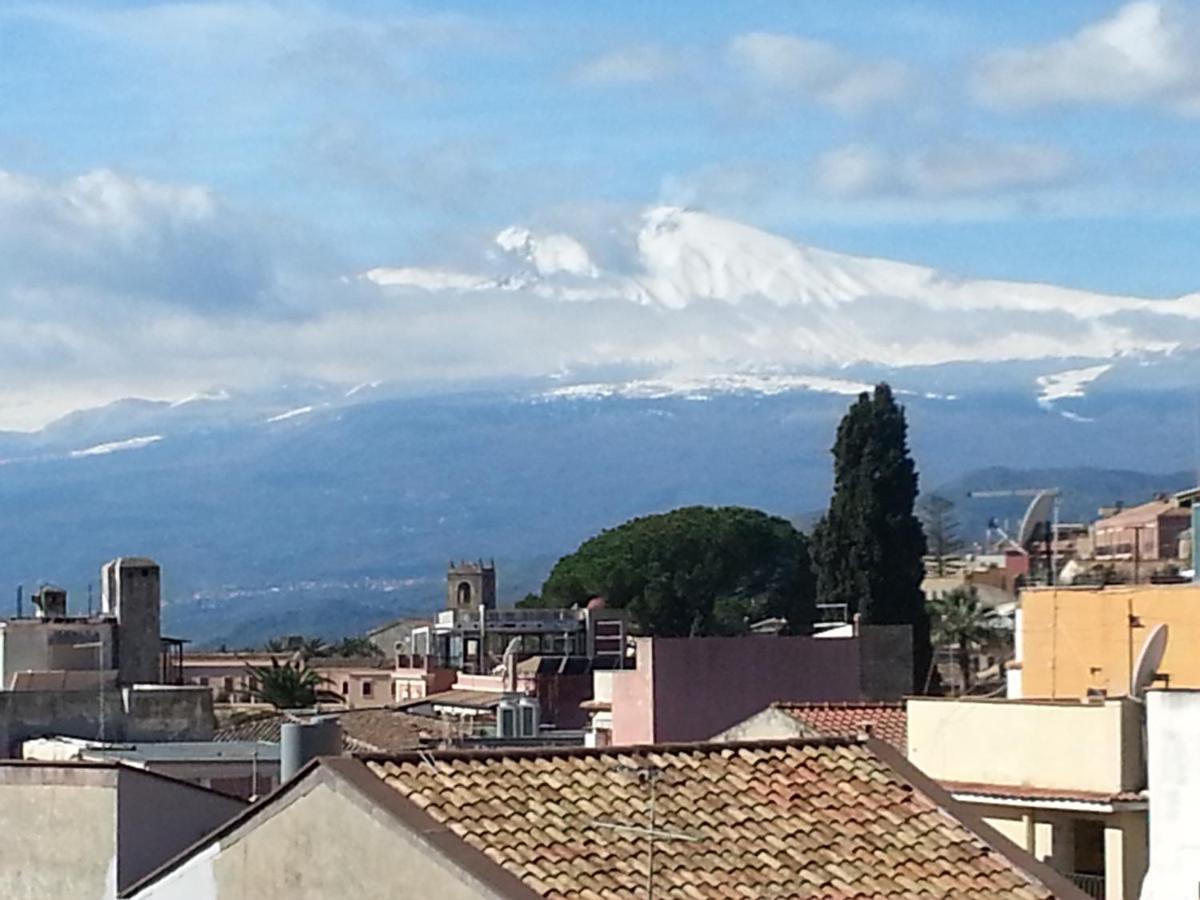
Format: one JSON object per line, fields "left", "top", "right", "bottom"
{"left": 647, "top": 773, "right": 655, "bottom": 900}
{"left": 98, "top": 632, "right": 105, "bottom": 742}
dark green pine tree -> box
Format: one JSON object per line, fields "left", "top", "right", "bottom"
{"left": 812, "top": 384, "right": 932, "bottom": 691}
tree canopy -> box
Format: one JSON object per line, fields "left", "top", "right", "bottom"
{"left": 521, "top": 506, "right": 815, "bottom": 637}
{"left": 811, "top": 384, "right": 931, "bottom": 687}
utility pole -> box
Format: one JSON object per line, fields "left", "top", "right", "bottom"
{"left": 1132, "top": 525, "right": 1143, "bottom": 584}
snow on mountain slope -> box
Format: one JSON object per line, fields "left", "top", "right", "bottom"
{"left": 364, "top": 206, "right": 1200, "bottom": 372}
{"left": 70, "top": 434, "right": 163, "bottom": 458}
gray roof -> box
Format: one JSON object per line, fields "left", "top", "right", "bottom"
{"left": 81, "top": 740, "right": 280, "bottom": 763}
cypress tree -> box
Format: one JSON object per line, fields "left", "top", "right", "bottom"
{"left": 812, "top": 384, "right": 931, "bottom": 689}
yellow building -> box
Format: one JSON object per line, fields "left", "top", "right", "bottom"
{"left": 1012, "top": 583, "right": 1200, "bottom": 700}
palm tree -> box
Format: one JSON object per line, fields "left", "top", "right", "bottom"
{"left": 330, "top": 636, "right": 383, "bottom": 659}
{"left": 261, "top": 635, "right": 330, "bottom": 660}
{"left": 928, "top": 586, "right": 1002, "bottom": 694}
{"left": 245, "top": 658, "right": 336, "bottom": 709}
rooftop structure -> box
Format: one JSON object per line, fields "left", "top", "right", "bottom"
{"left": 1089, "top": 498, "right": 1191, "bottom": 573}
{"left": 714, "top": 700, "right": 907, "bottom": 751}
{"left": 0, "top": 760, "right": 243, "bottom": 899}
{"left": 214, "top": 706, "right": 441, "bottom": 754}
{"left": 908, "top": 696, "right": 1147, "bottom": 899}
{"left": 411, "top": 604, "right": 627, "bottom": 676}
{"left": 1011, "top": 582, "right": 1200, "bottom": 700}
{"left": 123, "top": 738, "right": 1086, "bottom": 899}
{"left": 593, "top": 627, "right": 912, "bottom": 746}
{"left": 22, "top": 736, "right": 279, "bottom": 799}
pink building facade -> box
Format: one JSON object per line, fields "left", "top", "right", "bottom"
{"left": 609, "top": 628, "right": 911, "bottom": 745}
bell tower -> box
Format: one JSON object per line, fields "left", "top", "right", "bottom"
{"left": 447, "top": 560, "right": 496, "bottom": 611}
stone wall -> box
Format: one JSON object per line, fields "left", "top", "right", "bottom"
{"left": 0, "top": 686, "right": 214, "bottom": 756}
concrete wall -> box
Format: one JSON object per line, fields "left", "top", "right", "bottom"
{"left": 0, "top": 620, "right": 117, "bottom": 689}
{"left": 0, "top": 768, "right": 117, "bottom": 900}
{"left": 908, "top": 697, "right": 1144, "bottom": 794}
{"left": 132, "top": 775, "right": 511, "bottom": 900}
{"left": 711, "top": 707, "right": 809, "bottom": 743}
{"left": 1020, "top": 584, "right": 1200, "bottom": 698}
{"left": 117, "top": 768, "right": 244, "bottom": 892}
{"left": 0, "top": 687, "right": 214, "bottom": 757}
{"left": 1141, "top": 689, "right": 1200, "bottom": 900}
{"left": 612, "top": 634, "right": 881, "bottom": 745}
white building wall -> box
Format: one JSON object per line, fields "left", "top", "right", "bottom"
{"left": 1141, "top": 689, "right": 1200, "bottom": 900}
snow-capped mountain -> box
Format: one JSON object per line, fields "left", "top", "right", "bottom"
{"left": 1, "top": 205, "right": 1196, "bottom": 646}
{"left": 364, "top": 206, "right": 1200, "bottom": 370}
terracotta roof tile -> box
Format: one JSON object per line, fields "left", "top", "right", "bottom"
{"left": 772, "top": 701, "right": 908, "bottom": 750}
{"left": 214, "top": 707, "right": 440, "bottom": 753}
{"left": 363, "top": 739, "right": 1069, "bottom": 899}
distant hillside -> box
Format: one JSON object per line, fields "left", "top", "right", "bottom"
{"left": 932, "top": 466, "right": 1197, "bottom": 546}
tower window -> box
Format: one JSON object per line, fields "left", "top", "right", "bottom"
{"left": 457, "top": 582, "right": 472, "bottom": 606}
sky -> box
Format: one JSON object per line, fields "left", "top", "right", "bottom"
{"left": 0, "top": 0, "right": 1198, "bottom": 427}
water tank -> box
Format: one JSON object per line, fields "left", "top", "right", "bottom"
{"left": 281, "top": 718, "right": 342, "bottom": 782}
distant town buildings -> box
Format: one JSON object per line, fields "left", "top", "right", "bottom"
{"left": 0, "top": 557, "right": 214, "bottom": 755}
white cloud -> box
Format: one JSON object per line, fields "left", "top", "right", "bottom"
{"left": 814, "top": 141, "right": 1074, "bottom": 197}
{"left": 813, "top": 144, "right": 891, "bottom": 196}
{"left": 0, "top": 168, "right": 272, "bottom": 311}
{"left": 573, "top": 44, "right": 681, "bottom": 85}
{"left": 728, "top": 32, "right": 911, "bottom": 113}
{"left": 973, "top": 1, "right": 1200, "bottom": 114}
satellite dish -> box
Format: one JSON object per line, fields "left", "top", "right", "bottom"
{"left": 1017, "top": 490, "right": 1056, "bottom": 548}
{"left": 1130, "top": 623, "right": 1168, "bottom": 698}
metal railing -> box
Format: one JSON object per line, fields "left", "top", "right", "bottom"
{"left": 814, "top": 603, "right": 849, "bottom": 626}
{"left": 1068, "top": 872, "right": 1104, "bottom": 900}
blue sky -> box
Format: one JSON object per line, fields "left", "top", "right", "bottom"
{"left": 2, "top": 1, "right": 1197, "bottom": 291}
{"left": 0, "top": 1, "right": 1198, "bottom": 426}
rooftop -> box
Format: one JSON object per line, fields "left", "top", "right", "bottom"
{"left": 33, "top": 737, "right": 281, "bottom": 764}
{"left": 771, "top": 700, "right": 907, "bottom": 750}
{"left": 361, "top": 737, "right": 1075, "bottom": 899}
{"left": 215, "top": 707, "right": 440, "bottom": 753}
{"left": 1093, "top": 498, "right": 1190, "bottom": 529}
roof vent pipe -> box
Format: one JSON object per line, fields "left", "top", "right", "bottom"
{"left": 281, "top": 718, "right": 342, "bottom": 783}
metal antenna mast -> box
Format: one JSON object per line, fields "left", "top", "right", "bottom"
{"left": 594, "top": 763, "right": 699, "bottom": 900}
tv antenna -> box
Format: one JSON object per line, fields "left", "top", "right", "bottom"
{"left": 593, "top": 763, "right": 699, "bottom": 900}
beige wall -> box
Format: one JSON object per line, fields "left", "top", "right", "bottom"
{"left": 908, "top": 697, "right": 1143, "bottom": 793}
{"left": 0, "top": 777, "right": 116, "bottom": 900}
{"left": 1020, "top": 584, "right": 1200, "bottom": 699}
{"left": 134, "top": 775, "right": 513, "bottom": 900}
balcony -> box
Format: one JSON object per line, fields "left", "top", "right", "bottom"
{"left": 1068, "top": 872, "right": 1104, "bottom": 899}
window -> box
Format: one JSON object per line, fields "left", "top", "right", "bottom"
{"left": 521, "top": 705, "right": 535, "bottom": 736}
{"left": 457, "top": 582, "right": 472, "bottom": 606}
{"left": 362, "top": 681, "right": 373, "bottom": 698}
{"left": 499, "top": 707, "right": 516, "bottom": 738}
{"left": 341, "top": 681, "right": 349, "bottom": 696}
{"left": 198, "top": 677, "right": 209, "bottom": 686}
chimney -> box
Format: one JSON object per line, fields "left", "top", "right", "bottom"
{"left": 280, "top": 718, "right": 342, "bottom": 783}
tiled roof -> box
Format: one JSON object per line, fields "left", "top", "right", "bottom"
{"left": 365, "top": 738, "right": 1072, "bottom": 899}
{"left": 215, "top": 708, "right": 440, "bottom": 753}
{"left": 773, "top": 701, "right": 908, "bottom": 750}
